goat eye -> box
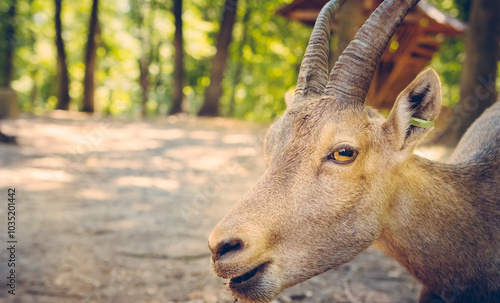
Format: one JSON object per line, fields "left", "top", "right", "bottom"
{"left": 327, "top": 148, "right": 358, "bottom": 164}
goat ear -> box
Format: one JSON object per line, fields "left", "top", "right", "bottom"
{"left": 383, "top": 68, "right": 441, "bottom": 151}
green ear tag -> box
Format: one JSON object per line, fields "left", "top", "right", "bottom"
{"left": 409, "top": 117, "right": 435, "bottom": 129}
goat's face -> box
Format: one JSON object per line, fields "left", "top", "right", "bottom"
{"left": 209, "top": 100, "right": 389, "bottom": 302}
{"left": 208, "top": 0, "right": 430, "bottom": 301}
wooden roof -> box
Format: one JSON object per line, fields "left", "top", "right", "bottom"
{"left": 277, "top": 0, "right": 466, "bottom": 108}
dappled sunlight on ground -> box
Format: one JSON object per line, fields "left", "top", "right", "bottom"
{"left": 75, "top": 188, "right": 116, "bottom": 200}
{"left": 141, "top": 128, "right": 187, "bottom": 141}
{"left": 188, "top": 130, "right": 220, "bottom": 141}
{"left": 115, "top": 176, "right": 180, "bottom": 191}
{"left": 165, "top": 146, "right": 229, "bottom": 170}
{"left": 0, "top": 113, "right": 269, "bottom": 303}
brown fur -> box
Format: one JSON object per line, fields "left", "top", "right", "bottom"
{"left": 208, "top": 69, "right": 500, "bottom": 303}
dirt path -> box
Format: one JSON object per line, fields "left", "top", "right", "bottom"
{"left": 0, "top": 114, "right": 422, "bottom": 303}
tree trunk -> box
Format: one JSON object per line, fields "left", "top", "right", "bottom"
{"left": 28, "top": 0, "right": 38, "bottom": 109}
{"left": 0, "top": 0, "right": 16, "bottom": 88}
{"left": 82, "top": 0, "right": 99, "bottom": 113}
{"left": 228, "top": 2, "right": 251, "bottom": 117}
{"left": 198, "top": 0, "right": 238, "bottom": 117}
{"left": 55, "top": 0, "right": 71, "bottom": 110}
{"left": 0, "top": 0, "right": 17, "bottom": 142}
{"left": 139, "top": 57, "right": 149, "bottom": 116}
{"left": 439, "top": 0, "right": 500, "bottom": 146}
{"left": 30, "top": 72, "right": 38, "bottom": 108}
{"left": 169, "top": 0, "right": 185, "bottom": 115}
{"left": 330, "top": 0, "right": 364, "bottom": 69}
{"left": 133, "top": 0, "right": 156, "bottom": 117}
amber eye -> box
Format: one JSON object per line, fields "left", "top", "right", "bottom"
{"left": 327, "top": 147, "right": 358, "bottom": 164}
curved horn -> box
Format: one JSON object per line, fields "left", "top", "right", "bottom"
{"left": 325, "top": 0, "right": 420, "bottom": 102}
{"left": 294, "top": 0, "right": 348, "bottom": 102}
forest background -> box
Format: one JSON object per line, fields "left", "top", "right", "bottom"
{"left": 0, "top": 0, "right": 496, "bottom": 123}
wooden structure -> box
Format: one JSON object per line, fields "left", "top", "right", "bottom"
{"left": 277, "top": 0, "right": 465, "bottom": 108}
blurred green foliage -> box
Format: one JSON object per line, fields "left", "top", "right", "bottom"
{"left": 5, "top": 0, "right": 478, "bottom": 120}
{"left": 427, "top": 0, "right": 468, "bottom": 107}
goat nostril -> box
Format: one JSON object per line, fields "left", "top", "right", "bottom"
{"left": 213, "top": 238, "right": 244, "bottom": 260}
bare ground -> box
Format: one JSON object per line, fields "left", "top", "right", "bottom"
{"left": 0, "top": 113, "right": 439, "bottom": 303}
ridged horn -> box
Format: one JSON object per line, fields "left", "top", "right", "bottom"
{"left": 294, "top": 0, "right": 348, "bottom": 102}
{"left": 325, "top": 0, "right": 420, "bottom": 102}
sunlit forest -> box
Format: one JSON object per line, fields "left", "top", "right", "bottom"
{"left": 1, "top": 0, "right": 488, "bottom": 122}
{"left": 3, "top": 0, "right": 308, "bottom": 120}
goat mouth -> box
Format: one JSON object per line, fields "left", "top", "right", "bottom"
{"left": 229, "top": 262, "right": 269, "bottom": 286}
{"left": 228, "top": 262, "right": 280, "bottom": 302}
